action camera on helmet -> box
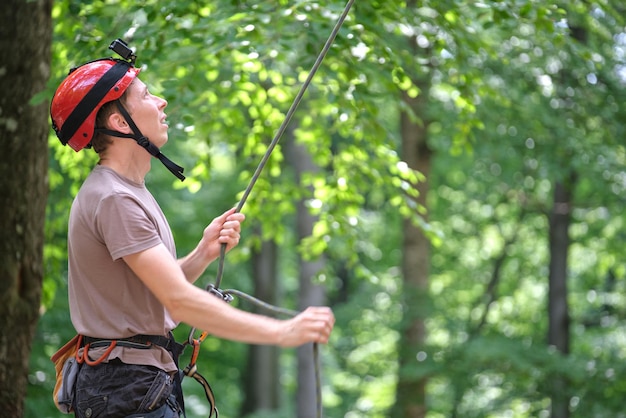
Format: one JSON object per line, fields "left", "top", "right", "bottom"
{"left": 109, "top": 38, "right": 136, "bottom": 64}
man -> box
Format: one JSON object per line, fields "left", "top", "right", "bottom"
{"left": 50, "top": 40, "right": 335, "bottom": 417}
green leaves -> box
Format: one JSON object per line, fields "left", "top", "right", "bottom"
{"left": 31, "top": 0, "right": 626, "bottom": 417}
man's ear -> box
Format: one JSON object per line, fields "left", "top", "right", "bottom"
{"left": 107, "top": 111, "right": 133, "bottom": 135}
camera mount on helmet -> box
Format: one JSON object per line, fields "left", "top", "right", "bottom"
{"left": 109, "top": 38, "right": 137, "bottom": 65}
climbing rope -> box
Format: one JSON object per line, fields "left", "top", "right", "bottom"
{"left": 214, "top": 0, "right": 355, "bottom": 288}
{"left": 184, "top": 1, "right": 355, "bottom": 417}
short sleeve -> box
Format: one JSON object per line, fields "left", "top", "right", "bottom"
{"left": 95, "top": 193, "right": 162, "bottom": 260}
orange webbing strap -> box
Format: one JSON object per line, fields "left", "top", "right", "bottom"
{"left": 188, "top": 339, "right": 201, "bottom": 369}
{"left": 183, "top": 331, "right": 208, "bottom": 373}
{"left": 182, "top": 337, "right": 218, "bottom": 418}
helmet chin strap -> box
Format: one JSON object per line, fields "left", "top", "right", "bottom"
{"left": 96, "top": 101, "right": 185, "bottom": 181}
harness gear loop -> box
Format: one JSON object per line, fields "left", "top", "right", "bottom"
{"left": 74, "top": 335, "right": 119, "bottom": 367}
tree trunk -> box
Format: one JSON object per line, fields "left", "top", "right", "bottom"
{"left": 241, "top": 237, "right": 280, "bottom": 416}
{"left": 546, "top": 14, "right": 586, "bottom": 418}
{"left": 0, "top": 0, "right": 51, "bottom": 415}
{"left": 394, "top": 89, "right": 431, "bottom": 418}
{"left": 547, "top": 174, "right": 575, "bottom": 418}
{"left": 393, "top": 1, "right": 431, "bottom": 417}
{"left": 285, "top": 129, "right": 327, "bottom": 418}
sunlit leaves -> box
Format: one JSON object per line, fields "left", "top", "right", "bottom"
{"left": 33, "top": 0, "right": 626, "bottom": 417}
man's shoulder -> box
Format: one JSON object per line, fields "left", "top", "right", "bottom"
{"left": 73, "top": 168, "right": 138, "bottom": 216}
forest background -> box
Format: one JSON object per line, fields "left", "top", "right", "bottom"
{"left": 1, "top": 0, "right": 625, "bottom": 417}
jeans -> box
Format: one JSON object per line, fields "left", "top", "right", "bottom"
{"left": 74, "top": 359, "right": 180, "bottom": 418}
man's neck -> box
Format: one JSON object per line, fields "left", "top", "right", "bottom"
{"left": 98, "top": 147, "right": 151, "bottom": 184}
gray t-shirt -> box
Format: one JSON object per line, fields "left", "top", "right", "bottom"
{"left": 68, "top": 165, "right": 178, "bottom": 371}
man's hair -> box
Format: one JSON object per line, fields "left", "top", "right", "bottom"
{"left": 92, "top": 91, "right": 129, "bottom": 153}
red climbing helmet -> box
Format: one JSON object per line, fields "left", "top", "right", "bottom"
{"left": 50, "top": 58, "right": 140, "bottom": 151}
{"left": 50, "top": 39, "right": 185, "bottom": 181}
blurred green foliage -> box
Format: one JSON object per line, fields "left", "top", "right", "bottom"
{"left": 26, "top": 0, "right": 626, "bottom": 417}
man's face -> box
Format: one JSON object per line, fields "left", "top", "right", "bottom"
{"left": 124, "top": 78, "right": 169, "bottom": 148}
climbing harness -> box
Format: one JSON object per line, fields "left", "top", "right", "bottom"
{"left": 184, "top": 1, "right": 355, "bottom": 417}
{"left": 79, "top": 334, "right": 188, "bottom": 417}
